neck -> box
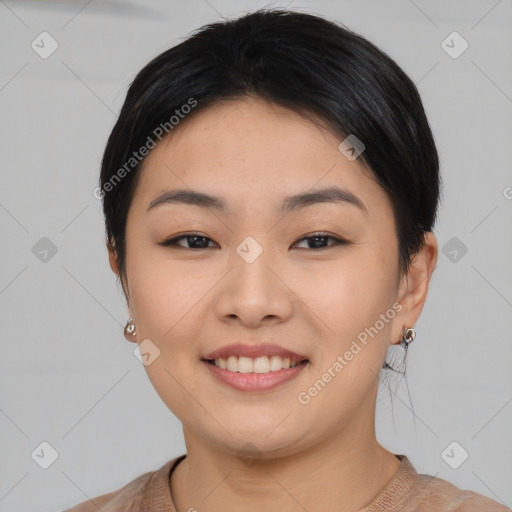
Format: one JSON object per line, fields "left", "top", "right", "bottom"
{"left": 170, "top": 419, "right": 401, "bottom": 512}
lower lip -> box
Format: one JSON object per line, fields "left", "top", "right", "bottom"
{"left": 202, "top": 360, "right": 309, "bottom": 392}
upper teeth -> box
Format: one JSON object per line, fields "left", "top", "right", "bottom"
{"left": 213, "top": 355, "right": 303, "bottom": 373}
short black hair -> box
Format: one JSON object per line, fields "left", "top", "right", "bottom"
{"left": 100, "top": 7, "right": 441, "bottom": 297}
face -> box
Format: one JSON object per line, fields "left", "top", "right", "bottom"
{"left": 114, "top": 96, "right": 418, "bottom": 459}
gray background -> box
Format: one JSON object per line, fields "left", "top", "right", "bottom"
{"left": 1, "top": 0, "right": 511, "bottom": 511}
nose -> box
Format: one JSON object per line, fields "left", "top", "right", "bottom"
{"left": 213, "top": 241, "right": 294, "bottom": 328}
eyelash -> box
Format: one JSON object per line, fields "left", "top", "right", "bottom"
{"left": 160, "top": 232, "right": 348, "bottom": 251}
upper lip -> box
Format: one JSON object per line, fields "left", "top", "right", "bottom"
{"left": 202, "top": 343, "right": 309, "bottom": 362}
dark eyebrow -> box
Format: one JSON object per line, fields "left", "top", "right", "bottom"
{"left": 147, "top": 189, "right": 229, "bottom": 212}
{"left": 280, "top": 186, "right": 368, "bottom": 215}
{"left": 147, "top": 186, "right": 368, "bottom": 215}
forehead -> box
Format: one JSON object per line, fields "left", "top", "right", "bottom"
{"left": 131, "top": 97, "right": 390, "bottom": 219}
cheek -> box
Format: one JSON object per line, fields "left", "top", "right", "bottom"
{"left": 296, "top": 260, "right": 396, "bottom": 418}
{"left": 125, "top": 244, "right": 196, "bottom": 339}
{"left": 298, "top": 247, "right": 398, "bottom": 369}
{"left": 125, "top": 246, "right": 206, "bottom": 412}
{"left": 298, "top": 251, "right": 396, "bottom": 324}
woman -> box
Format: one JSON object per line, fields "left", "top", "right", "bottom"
{"left": 64, "top": 8, "right": 510, "bottom": 512}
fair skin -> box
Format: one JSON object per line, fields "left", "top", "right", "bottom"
{"left": 108, "top": 96, "right": 438, "bottom": 512}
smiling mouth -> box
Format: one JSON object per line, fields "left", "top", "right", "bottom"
{"left": 202, "top": 356, "right": 310, "bottom": 374}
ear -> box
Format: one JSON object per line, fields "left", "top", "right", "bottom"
{"left": 107, "top": 240, "right": 130, "bottom": 307}
{"left": 107, "top": 240, "right": 119, "bottom": 275}
{"left": 391, "top": 231, "right": 438, "bottom": 345}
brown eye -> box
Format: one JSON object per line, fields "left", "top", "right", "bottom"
{"left": 293, "top": 233, "right": 348, "bottom": 250}
{"left": 160, "top": 232, "right": 217, "bottom": 249}
{"left": 160, "top": 232, "right": 348, "bottom": 251}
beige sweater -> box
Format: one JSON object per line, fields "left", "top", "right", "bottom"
{"left": 62, "top": 454, "right": 511, "bottom": 511}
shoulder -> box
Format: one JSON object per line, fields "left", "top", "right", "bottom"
{"left": 407, "top": 471, "right": 511, "bottom": 511}
{"left": 61, "top": 469, "right": 156, "bottom": 512}
{"left": 60, "top": 458, "right": 177, "bottom": 512}
{"left": 372, "top": 455, "right": 511, "bottom": 512}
